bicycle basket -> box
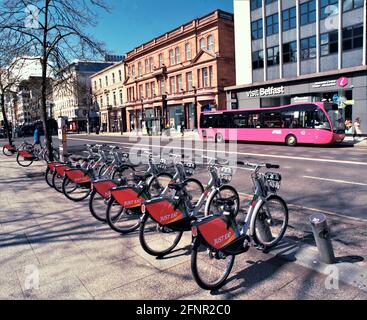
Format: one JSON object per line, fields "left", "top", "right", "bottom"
{"left": 265, "top": 172, "right": 281, "bottom": 192}
{"left": 219, "top": 167, "right": 233, "bottom": 184}
{"left": 184, "top": 163, "right": 196, "bottom": 177}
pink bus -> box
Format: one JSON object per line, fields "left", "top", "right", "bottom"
{"left": 199, "top": 102, "right": 345, "bottom": 146}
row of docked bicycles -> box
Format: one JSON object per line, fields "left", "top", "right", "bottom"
{"left": 3, "top": 140, "right": 60, "bottom": 166}
{"left": 4, "top": 141, "right": 288, "bottom": 291}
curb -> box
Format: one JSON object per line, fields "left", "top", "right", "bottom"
{"left": 269, "top": 237, "right": 367, "bottom": 293}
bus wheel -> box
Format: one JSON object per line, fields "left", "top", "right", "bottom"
{"left": 215, "top": 133, "right": 224, "bottom": 143}
{"left": 285, "top": 134, "right": 297, "bottom": 147}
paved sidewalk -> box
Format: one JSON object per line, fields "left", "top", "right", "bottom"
{"left": 0, "top": 154, "right": 366, "bottom": 300}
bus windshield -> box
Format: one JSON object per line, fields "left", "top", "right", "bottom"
{"left": 324, "top": 104, "right": 344, "bottom": 132}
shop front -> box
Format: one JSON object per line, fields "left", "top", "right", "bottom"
{"left": 108, "top": 109, "right": 120, "bottom": 133}
{"left": 226, "top": 70, "right": 367, "bottom": 135}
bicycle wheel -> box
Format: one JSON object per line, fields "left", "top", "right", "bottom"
{"left": 182, "top": 178, "right": 204, "bottom": 208}
{"left": 147, "top": 173, "right": 173, "bottom": 198}
{"left": 139, "top": 213, "right": 183, "bottom": 257}
{"left": 89, "top": 189, "right": 108, "bottom": 222}
{"left": 52, "top": 171, "right": 65, "bottom": 193}
{"left": 111, "top": 166, "right": 136, "bottom": 185}
{"left": 106, "top": 197, "right": 141, "bottom": 234}
{"left": 253, "top": 195, "right": 288, "bottom": 248}
{"left": 98, "top": 163, "right": 112, "bottom": 179}
{"left": 62, "top": 177, "right": 91, "bottom": 202}
{"left": 191, "top": 238, "right": 235, "bottom": 291}
{"left": 205, "top": 185, "right": 240, "bottom": 218}
{"left": 16, "top": 153, "right": 33, "bottom": 167}
{"left": 45, "top": 167, "right": 54, "bottom": 188}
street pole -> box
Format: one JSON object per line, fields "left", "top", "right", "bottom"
{"left": 86, "top": 92, "right": 91, "bottom": 134}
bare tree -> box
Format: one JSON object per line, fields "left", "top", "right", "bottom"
{"left": 0, "top": 32, "right": 31, "bottom": 146}
{"left": 0, "top": 0, "right": 110, "bottom": 160}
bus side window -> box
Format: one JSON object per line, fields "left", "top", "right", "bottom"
{"left": 218, "top": 114, "right": 230, "bottom": 128}
{"left": 233, "top": 113, "right": 247, "bottom": 128}
{"left": 281, "top": 111, "right": 294, "bottom": 128}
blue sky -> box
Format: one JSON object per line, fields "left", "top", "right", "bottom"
{"left": 92, "top": 0, "right": 233, "bottom": 55}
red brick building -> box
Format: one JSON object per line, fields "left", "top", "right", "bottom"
{"left": 123, "top": 9, "right": 235, "bottom": 133}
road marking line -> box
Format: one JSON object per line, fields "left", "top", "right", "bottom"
{"left": 237, "top": 192, "right": 367, "bottom": 223}
{"left": 303, "top": 176, "right": 367, "bottom": 186}
{"left": 68, "top": 137, "right": 367, "bottom": 166}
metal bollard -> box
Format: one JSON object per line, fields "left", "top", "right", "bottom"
{"left": 309, "top": 213, "right": 335, "bottom": 264}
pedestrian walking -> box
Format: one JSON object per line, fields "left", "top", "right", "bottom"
{"left": 33, "top": 127, "right": 41, "bottom": 146}
{"left": 353, "top": 117, "right": 362, "bottom": 139}
{"left": 96, "top": 125, "right": 100, "bottom": 135}
{"left": 180, "top": 121, "right": 185, "bottom": 137}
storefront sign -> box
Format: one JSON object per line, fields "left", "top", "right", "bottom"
{"left": 312, "top": 80, "right": 337, "bottom": 88}
{"left": 246, "top": 86, "right": 285, "bottom": 98}
{"left": 337, "top": 77, "right": 349, "bottom": 87}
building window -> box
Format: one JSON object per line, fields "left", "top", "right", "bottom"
{"left": 160, "top": 78, "right": 165, "bottom": 95}
{"left": 251, "top": 0, "right": 262, "bottom": 10}
{"left": 106, "top": 94, "right": 110, "bottom": 106}
{"left": 266, "top": 13, "right": 279, "bottom": 36}
{"left": 94, "top": 81, "right": 97, "bottom": 90}
{"left": 175, "top": 47, "right": 181, "bottom": 64}
{"left": 177, "top": 75, "right": 183, "bottom": 92}
{"left": 113, "top": 91, "right": 117, "bottom": 106}
{"left": 170, "top": 77, "right": 176, "bottom": 94}
{"left": 320, "top": 0, "right": 339, "bottom": 19}
{"left": 149, "top": 57, "right": 154, "bottom": 72}
{"left": 186, "top": 72, "right": 193, "bottom": 91}
{"left": 265, "top": 0, "right": 277, "bottom": 4}
{"left": 119, "top": 90, "right": 123, "bottom": 104}
{"left": 202, "top": 68, "right": 209, "bottom": 88}
{"left": 105, "top": 75, "right": 108, "bottom": 86}
{"left": 138, "top": 62, "right": 142, "bottom": 76}
{"left": 169, "top": 49, "right": 174, "bottom": 65}
{"left": 151, "top": 81, "right": 155, "bottom": 97}
{"left": 343, "top": 0, "right": 364, "bottom": 12}
{"left": 145, "top": 83, "right": 151, "bottom": 99}
{"left": 185, "top": 43, "right": 192, "bottom": 61}
{"left": 159, "top": 53, "right": 164, "bottom": 67}
{"left": 99, "top": 78, "right": 102, "bottom": 88}
{"left": 119, "top": 70, "right": 122, "bottom": 81}
{"left": 301, "top": 36, "right": 317, "bottom": 60}
{"left": 282, "top": 7, "right": 296, "bottom": 31}
{"left": 300, "top": 0, "right": 316, "bottom": 26}
{"left": 320, "top": 30, "right": 338, "bottom": 56}
{"left": 131, "top": 65, "right": 136, "bottom": 77}
{"left": 199, "top": 38, "right": 206, "bottom": 50}
{"left": 267, "top": 46, "right": 280, "bottom": 66}
{"left": 139, "top": 85, "right": 143, "bottom": 99}
{"left": 127, "top": 66, "right": 131, "bottom": 77}
{"left": 283, "top": 41, "right": 297, "bottom": 63}
{"left": 252, "top": 50, "right": 264, "bottom": 69}
{"left": 251, "top": 19, "right": 263, "bottom": 40}
{"left": 145, "top": 59, "right": 149, "bottom": 73}
{"left": 100, "top": 96, "right": 103, "bottom": 107}
{"left": 197, "top": 69, "right": 201, "bottom": 88}
{"left": 207, "top": 35, "right": 214, "bottom": 52}
{"left": 209, "top": 66, "right": 213, "bottom": 87}
{"left": 342, "top": 24, "right": 363, "bottom": 51}
{"left": 112, "top": 73, "right": 115, "bottom": 84}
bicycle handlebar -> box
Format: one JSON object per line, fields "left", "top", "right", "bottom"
{"left": 237, "top": 161, "right": 280, "bottom": 170}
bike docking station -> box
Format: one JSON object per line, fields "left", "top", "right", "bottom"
{"left": 58, "top": 116, "right": 68, "bottom": 162}
{"left": 309, "top": 213, "right": 336, "bottom": 264}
